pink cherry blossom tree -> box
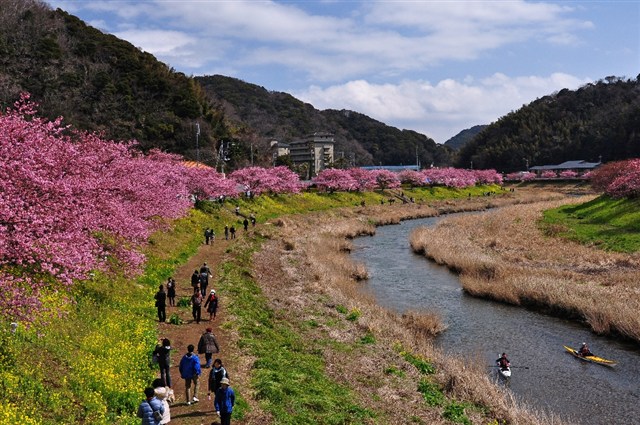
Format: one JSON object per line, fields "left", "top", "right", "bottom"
{"left": 398, "top": 170, "right": 425, "bottom": 187}
{"left": 472, "top": 169, "right": 503, "bottom": 185}
{"left": 371, "top": 169, "right": 401, "bottom": 189}
{"left": 312, "top": 169, "right": 357, "bottom": 192}
{"left": 603, "top": 159, "right": 640, "bottom": 198}
{"left": 559, "top": 170, "right": 579, "bottom": 178}
{"left": 348, "top": 168, "right": 378, "bottom": 191}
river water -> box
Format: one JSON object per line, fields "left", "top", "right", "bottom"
{"left": 351, "top": 215, "right": 640, "bottom": 425}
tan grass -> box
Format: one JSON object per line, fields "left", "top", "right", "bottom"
{"left": 411, "top": 195, "right": 640, "bottom": 342}
{"left": 401, "top": 310, "right": 448, "bottom": 337}
{"left": 251, "top": 188, "right": 571, "bottom": 425}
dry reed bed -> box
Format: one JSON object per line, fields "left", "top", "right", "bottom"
{"left": 253, "top": 190, "right": 571, "bottom": 424}
{"left": 410, "top": 197, "right": 640, "bottom": 342}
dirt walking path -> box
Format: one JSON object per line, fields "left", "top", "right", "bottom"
{"left": 155, "top": 233, "right": 243, "bottom": 425}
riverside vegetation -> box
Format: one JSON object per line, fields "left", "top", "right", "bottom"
{"left": 410, "top": 193, "right": 640, "bottom": 343}
{"left": 1, "top": 184, "right": 572, "bottom": 424}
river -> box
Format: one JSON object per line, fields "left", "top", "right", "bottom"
{"left": 351, "top": 215, "right": 640, "bottom": 425}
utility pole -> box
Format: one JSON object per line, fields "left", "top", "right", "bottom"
{"left": 195, "top": 122, "right": 200, "bottom": 162}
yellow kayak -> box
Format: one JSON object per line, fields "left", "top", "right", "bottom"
{"left": 563, "top": 345, "right": 617, "bottom": 366}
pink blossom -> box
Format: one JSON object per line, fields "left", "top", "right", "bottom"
{"left": 312, "top": 169, "right": 357, "bottom": 192}
{"left": 0, "top": 95, "right": 239, "bottom": 322}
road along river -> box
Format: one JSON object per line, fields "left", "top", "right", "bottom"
{"left": 351, "top": 215, "right": 640, "bottom": 425}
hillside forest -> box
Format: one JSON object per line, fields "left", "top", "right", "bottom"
{"left": 1, "top": 0, "right": 639, "bottom": 173}
{"left": 456, "top": 76, "right": 640, "bottom": 172}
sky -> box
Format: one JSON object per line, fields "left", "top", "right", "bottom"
{"left": 46, "top": 1, "right": 639, "bottom": 144}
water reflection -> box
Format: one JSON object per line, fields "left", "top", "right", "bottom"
{"left": 352, "top": 216, "right": 640, "bottom": 424}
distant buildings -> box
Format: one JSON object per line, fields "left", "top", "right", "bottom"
{"left": 529, "top": 160, "right": 601, "bottom": 176}
{"left": 271, "top": 132, "right": 335, "bottom": 177}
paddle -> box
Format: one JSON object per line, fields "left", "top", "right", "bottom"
{"left": 488, "top": 365, "right": 529, "bottom": 369}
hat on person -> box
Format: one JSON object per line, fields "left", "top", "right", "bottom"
{"left": 220, "top": 377, "right": 230, "bottom": 386}
{"left": 210, "top": 289, "right": 215, "bottom": 293}
{"left": 206, "top": 327, "right": 212, "bottom": 332}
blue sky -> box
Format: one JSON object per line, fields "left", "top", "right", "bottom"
{"left": 47, "top": 1, "right": 639, "bottom": 143}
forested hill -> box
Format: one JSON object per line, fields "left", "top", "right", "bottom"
{"left": 443, "top": 125, "right": 488, "bottom": 151}
{"left": 0, "top": 0, "right": 231, "bottom": 159}
{"left": 196, "top": 75, "right": 454, "bottom": 167}
{"left": 0, "top": 1, "right": 452, "bottom": 169}
{"left": 455, "top": 77, "right": 640, "bottom": 172}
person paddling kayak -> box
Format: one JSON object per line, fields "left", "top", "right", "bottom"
{"left": 496, "top": 353, "right": 511, "bottom": 370}
{"left": 577, "top": 342, "right": 593, "bottom": 357}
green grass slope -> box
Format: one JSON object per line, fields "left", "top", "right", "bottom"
{"left": 542, "top": 195, "right": 640, "bottom": 252}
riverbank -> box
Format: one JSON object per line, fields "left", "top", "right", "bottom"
{"left": 409, "top": 196, "right": 640, "bottom": 343}
{"left": 241, "top": 187, "right": 572, "bottom": 424}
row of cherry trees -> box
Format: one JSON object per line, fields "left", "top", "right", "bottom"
{"left": 0, "top": 96, "right": 243, "bottom": 321}
{"left": 504, "top": 170, "right": 587, "bottom": 181}
{"left": 311, "top": 167, "right": 503, "bottom": 192}
{"left": 0, "top": 95, "right": 502, "bottom": 322}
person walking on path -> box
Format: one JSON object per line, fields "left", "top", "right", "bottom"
{"left": 207, "top": 358, "right": 229, "bottom": 397}
{"left": 197, "top": 327, "right": 220, "bottom": 368}
{"left": 203, "top": 289, "right": 218, "bottom": 321}
{"left": 152, "top": 378, "right": 172, "bottom": 424}
{"left": 243, "top": 218, "right": 249, "bottom": 231}
{"left": 229, "top": 225, "right": 236, "bottom": 239}
{"left": 190, "top": 270, "right": 200, "bottom": 292}
{"left": 166, "top": 278, "right": 176, "bottom": 307}
{"left": 224, "top": 225, "right": 229, "bottom": 240}
{"left": 178, "top": 344, "right": 202, "bottom": 406}
{"left": 204, "top": 228, "right": 211, "bottom": 245}
{"left": 214, "top": 377, "right": 235, "bottom": 425}
{"left": 153, "top": 338, "right": 172, "bottom": 388}
{"left": 154, "top": 285, "right": 167, "bottom": 323}
{"left": 137, "top": 386, "right": 164, "bottom": 425}
{"left": 199, "top": 262, "right": 211, "bottom": 297}
{"left": 250, "top": 213, "right": 256, "bottom": 227}
{"left": 191, "top": 287, "right": 203, "bottom": 324}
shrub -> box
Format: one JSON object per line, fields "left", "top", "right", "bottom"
{"left": 443, "top": 401, "right": 472, "bottom": 425}
{"left": 418, "top": 379, "right": 445, "bottom": 406}
{"left": 177, "top": 296, "right": 191, "bottom": 307}
{"left": 346, "top": 308, "right": 361, "bottom": 322}
{"left": 168, "top": 313, "right": 183, "bottom": 325}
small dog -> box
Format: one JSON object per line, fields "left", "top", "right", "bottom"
{"left": 165, "top": 387, "right": 175, "bottom": 404}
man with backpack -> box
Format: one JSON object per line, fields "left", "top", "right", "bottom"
{"left": 137, "top": 386, "right": 164, "bottom": 424}
{"left": 197, "top": 327, "right": 220, "bottom": 369}
{"left": 199, "top": 263, "right": 212, "bottom": 296}
{"left": 178, "top": 344, "right": 202, "bottom": 406}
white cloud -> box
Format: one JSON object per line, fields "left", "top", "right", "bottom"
{"left": 294, "top": 73, "right": 592, "bottom": 143}
{"left": 113, "top": 29, "right": 197, "bottom": 56}
{"left": 50, "top": 1, "right": 594, "bottom": 81}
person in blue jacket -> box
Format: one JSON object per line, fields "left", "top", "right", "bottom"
{"left": 137, "top": 386, "right": 164, "bottom": 425}
{"left": 179, "top": 344, "right": 202, "bottom": 405}
{"left": 214, "top": 377, "right": 235, "bottom": 425}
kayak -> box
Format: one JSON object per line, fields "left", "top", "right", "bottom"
{"left": 563, "top": 345, "right": 617, "bottom": 366}
{"left": 498, "top": 367, "right": 511, "bottom": 378}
